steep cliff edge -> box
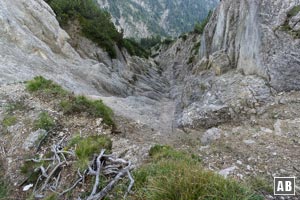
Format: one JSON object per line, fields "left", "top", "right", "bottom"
{"left": 200, "top": 0, "right": 300, "bottom": 91}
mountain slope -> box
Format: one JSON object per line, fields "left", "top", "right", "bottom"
{"left": 97, "top": 0, "right": 219, "bottom": 38}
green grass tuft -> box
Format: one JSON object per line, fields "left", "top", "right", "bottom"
{"left": 34, "top": 112, "right": 55, "bottom": 131}
{"left": 69, "top": 135, "right": 112, "bottom": 170}
{"left": 60, "top": 96, "right": 115, "bottom": 127}
{"left": 2, "top": 115, "right": 17, "bottom": 128}
{"left": 27, "top": 76, "right": 115, "bottom": 127}
{"left": 26, "top": 76, "right": 67, "bottom": 97}
{"left": 132, "top": 145, "right": 262, "bottom": 200}
{"left": 0, "top": 179, "right": 8, "bottom": 199}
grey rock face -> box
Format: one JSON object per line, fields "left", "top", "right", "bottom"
{"left": 200, "top": 0, "right": 300, "bottom": 91}
{"left": 176, "top": 71, "right": 273, "bottom": 129}
{"left": 0, "top": 0, "right": 168, "bottom": 99}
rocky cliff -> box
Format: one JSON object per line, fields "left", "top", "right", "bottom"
{"left": 200, "top": 0, "right": 300, "bottom": 91}
{"left": 0, "top": 0, "right": 167, "bottom": 98}
{"left": 171, "top": 0, "right": 300, "bottom": 129}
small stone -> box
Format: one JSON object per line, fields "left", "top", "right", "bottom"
{"left": 23, "top": 184, "right": 33, "bottom": 191}
{"left": 219, "top": 166, "right": 237, "bottom": 178}
{"left": 96, "top": 118, "right": 103, "bottom": 126}
{"left": 22, "top": 129, "right": 47, "bottom": 150}
{"left": 236, "top": 160, "right": 242, "bottom": 165}
{"left": 246, "top": 165, "right": 252, "bottom": 171}
{"left": 260, "top": 127, "right": 273, "bottom": 134}
{"left": 201, "top": 128, "right": 222, "bottom": 145}
{"left": 243, "top": 139, "right": 256, "bottom": 145}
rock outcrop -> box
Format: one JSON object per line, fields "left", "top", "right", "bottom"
{"left": 0, "top": 0, "right": 167, "bottom": 99}
{"left": 200, "top": 0, "right": 300, "bottom": 91}
{"left": 161, "top": 0, "right": 300, "bottom": 129}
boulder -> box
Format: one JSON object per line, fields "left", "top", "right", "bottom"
{"left": 208, "top": 50, "right": 231, "bottom": 76}
{"left": 22, "top": 129, "right": 47, "bottom": 150}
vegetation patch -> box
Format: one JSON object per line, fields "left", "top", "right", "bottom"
{"left": 45, "top": 0, "right": 148, "bottom": 58}
{"left": 26, "top": 76, "right": 67, "bottom": 98}
{"left": 193, "top": 10, "right": 212, "bottom": 35}
{"left": 68, "top": 135, "right": 112, "bottom": 170}
{"left": 27, "top": 76, "right": 115, "bottom": 128}
{"left": 34, "top": 112, "right": 55, "bottom": 131}
{"left": 140, "top": 35, "right": 162, "bottom": 49}
{"left": 287, "top": 5, "right": 300, "bottom": 17}
{"left": 131, "top": 145, "right": 262, "bottom": 200}
{"left": 60, "top": 95, "right": 114, "bottom": 127}
{"left": 2, "top": 115, "right": 17, "bottom": 128}
{"left": 162, "top": 38, "right": 174, "bottom": 45}
{"left": 0, "top": 163, "right": 9, "bottom": 199}
{"left": 122, "top": 39, "right": 149, "bottom": 58}
{"left": 279, "top": 5, "right": 300, "bottom": 39}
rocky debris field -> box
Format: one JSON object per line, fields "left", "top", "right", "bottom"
{"left": 1, "top": 78, "right": 300, "bottom": 199}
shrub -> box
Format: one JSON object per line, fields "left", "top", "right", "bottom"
{"left": 287, "top": 5, "right": 300, "bottom": 17}
{"left": 34, "top": 112, "right": 55, "bottom": 131}
{"left": 179, "top": 34, "right": 188, "bottom": 41}
{"left": 132, "top": 145, "right": 262, "bottom": 200}
{"left": 140, "top": 36, "right": 162, "bottom": 49}
{"left": 60, "top": 95, "right": 114, "bottom": 127}
{"left": 162, "top": 38, "right": 174, "bottom": 45}
{"left": 188, "top": 55, "right": 195, "bottom": 64}
{"left": 69, "top": 135, "right": 112, "bottom": 169}
{"left": 121, "top": 39, "right": 149, "bottom": 58}
{"left": 2, "top": 115, "right": 17, "bottom": 128}
{"left": 26, "top": 76, "right": 67, "bottom": 97}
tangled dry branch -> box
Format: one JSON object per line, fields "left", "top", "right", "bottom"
{"left": 24, "top": 138, "right": 134, "bottom": 199}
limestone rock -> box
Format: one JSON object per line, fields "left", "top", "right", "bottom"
{"left": 200, "top": 0, "right": 300, "bottom": 91}
{"left": 23, "top": 129, "right": 47, "bottom": 150}
{"left": 274, "top": 118, "right": 300, "bottom": 137}
{"left": 177, "top": 72, "right": 273, "bottom": 128}
{"left": 219, "top": 166, "right": 237, "bottom": 178}
{"left": 201, "top": 127, "right": 222, "bottom": 145}
{"left": 208, "top": 50, "right": 231, "bottom": 76}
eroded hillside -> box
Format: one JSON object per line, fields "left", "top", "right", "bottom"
{"left": 1, "top": 0, "right": 300, "bottom": 199}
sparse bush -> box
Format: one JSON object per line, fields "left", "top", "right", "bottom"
{"left": 60, "top": 95, "right": 114, "bottom": 127}
{"left": 122, "top": 38, "right": 149, "bottom": 58}
{"left": 194, "top": 10, "right": 212, "bottom": 34}
{"left": 34, "top": 112, "right": 55, "bottom": 131}
{"left": 0, "top": 178, "right": 8, "bottom": 199}
{"left": 287, "top": 5, "right": 300, "bottom": 17}
{"left": 188, "top": 55, "right": 195, "bottom": 64}
{"left": 6, "top": 101, "right": 27, "bottom": 113}
{"left": 69, "top": 135, "right": 112, "bottom": 169}
{"left": 140, "top": 36, "right": 162, "bottom": 49}
{"left": 46, "top": 0, "right": 147, "bottom": 58}
{"left": 27, "top": 76, "right": 115, "bottom": 127}
{"left": 26, "top": 76, "right": 67, "bottom": 97}
{"left": 179, "top": 34, "right": 188, "bottom": 41}
{"left": 246, "top": 176, "right": 273, "bottom": 195}
{"left": 162, "top": 38, "right": 174, "bottom": 45}
{"left": 132, "top": 145, "right": 262, "bottom": 200}
{"left": 20, "top": 161, "right": 42, "bottom": 184}
{"left": 2, "top": 115, "right": 17, "bottom": 128}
